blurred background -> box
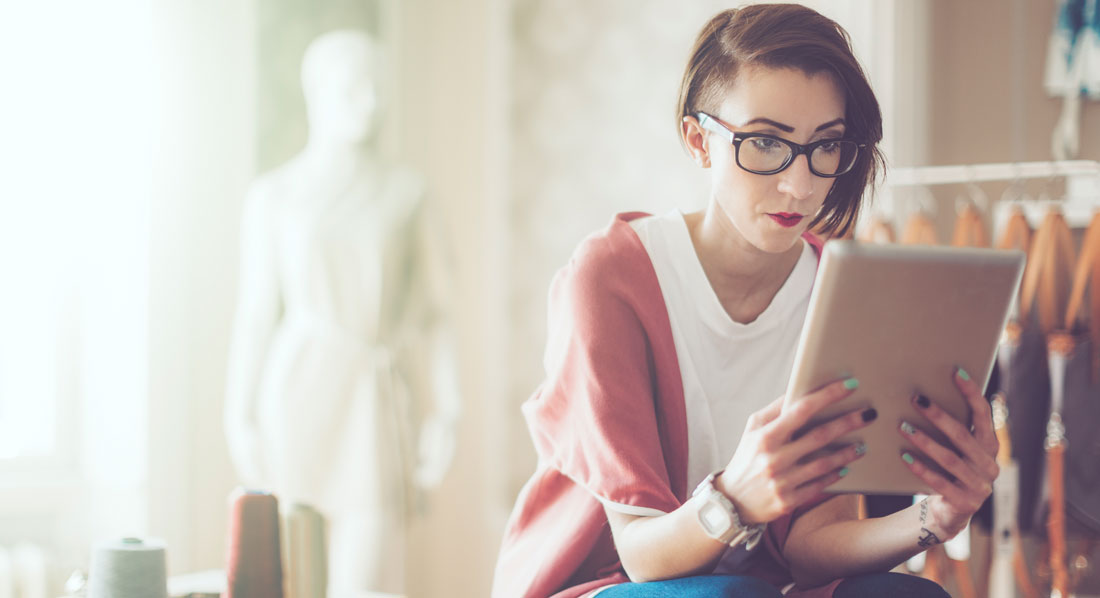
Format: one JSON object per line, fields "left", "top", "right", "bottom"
{"left": 0, "top": 0, "right": 1096, "bottom": 597}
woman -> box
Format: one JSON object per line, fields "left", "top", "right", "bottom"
{"left": 493, "top": 5, "right": 997, "bottom": 597}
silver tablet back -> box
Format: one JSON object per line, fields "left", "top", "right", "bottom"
{"left": 785, "top": 241, "right": 1025, "bottom": 495}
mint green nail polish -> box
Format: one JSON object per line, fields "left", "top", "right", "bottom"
{"left": 839, "top": 467, "right": 850, "bottom": 477}
{"left": 844, "top": 378, "right": 859, "bottom": 390}
{"left": 957, "top": 367, "right": 971, "bottom": 381}
{"left": 902, "top": 452, "right": 915, "bottom": 465}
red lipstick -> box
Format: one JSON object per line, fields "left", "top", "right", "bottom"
{"left": 768, "top": 212, "right": 804, "bottom": 228}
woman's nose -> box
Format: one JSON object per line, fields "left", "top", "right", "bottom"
{"left": 776, "top": 153, "right": 816, "bottom": 200}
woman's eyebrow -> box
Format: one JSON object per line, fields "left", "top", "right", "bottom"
{"left": 814, "top": 118, "right": 846, "bottom": 132}
{"left": 741, "top": 117, "right": 846, "bottom": 133}
{"left": 743, "top": 117, "right": 794, "bottom": 132}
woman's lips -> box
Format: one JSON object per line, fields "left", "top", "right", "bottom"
{"left": 768, "top": 212, "right": 804, "bottom": 228}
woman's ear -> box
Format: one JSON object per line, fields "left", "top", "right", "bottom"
{"left": 681, "top": 115, "right": 711, "bottom": 168}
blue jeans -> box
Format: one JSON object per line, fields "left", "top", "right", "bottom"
{"left": 597, "top": 572, "right": 949, "bottom": 597}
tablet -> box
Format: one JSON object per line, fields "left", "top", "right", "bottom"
{"left": 784, "top": 241, "right": 1025, "bottom": 495}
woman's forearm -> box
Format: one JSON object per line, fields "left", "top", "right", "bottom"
{"left": 784, "top": 498, "right": 957, "bottom": 588}
{"left": 606, "top": 492, "right": 735, "bottom": 582}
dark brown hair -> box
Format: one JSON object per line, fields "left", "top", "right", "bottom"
{"left": 677, "top": 4, "right": 884, "bottom": 237}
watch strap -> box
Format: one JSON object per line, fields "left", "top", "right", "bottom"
{"left": 693, "top": 469, "right": 766, "bottom": 549}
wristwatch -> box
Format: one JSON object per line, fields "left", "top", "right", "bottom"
{"left": 692, "top": 469, "right": 766, "bottom": 550}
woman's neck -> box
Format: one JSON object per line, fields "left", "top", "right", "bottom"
{"left": 684, "top": 203, "right": 804, "bottom": 324}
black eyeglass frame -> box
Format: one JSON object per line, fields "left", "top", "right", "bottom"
{"left": 696, "top": 112, "right": 866, "bottom": 178}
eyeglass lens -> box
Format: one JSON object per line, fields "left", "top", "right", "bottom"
{"left": 739, "top": 137, "right": 859, "bottom": 176}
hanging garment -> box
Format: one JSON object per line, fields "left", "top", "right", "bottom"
{"left": 1045, "top": 211, "right": 1100, "bottom": 538}
{"left": 997, "top": 209, "right": 1076, "bottom": 532}
{"left": 858, "top": 214, "right": 896, "bottom": 244}
{"left": 1045, "top": 0, "right": 1100, "bottom": 157}
{"left": 998, "top": 206, "right": 1033, "bottom": 257}
{"left": 987, "top": 396, "right": 1041, "bottom": 598}
{"left": 951, "top": 204, "right": 989, "bottom": 248}
{"left": 901, "top": 211, "right": 939, "bottom": 246}
{"left": 1046, "top": 0, "right": 1100, "bottom": 99}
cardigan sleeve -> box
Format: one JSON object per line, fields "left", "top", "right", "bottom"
{"left": 522, "top": 232, "right": 683, "bottom": 516}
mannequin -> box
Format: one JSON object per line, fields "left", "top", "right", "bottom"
{"left": 223, "top": 30, "right": 460, "bottom": 596}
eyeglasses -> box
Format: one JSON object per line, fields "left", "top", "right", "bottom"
{"left": 697, "top": 112, "right": 864, "bottom": 178}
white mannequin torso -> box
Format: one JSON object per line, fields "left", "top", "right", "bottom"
{"left": 223, "top": 30, "right": 459, "bottom": 596}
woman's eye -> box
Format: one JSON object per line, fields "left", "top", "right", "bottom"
{"left": 817, "top": 141, "right": 841, "bottom": 154}
{"left": 749, "top": 137, "right": 784, "bottom": 152}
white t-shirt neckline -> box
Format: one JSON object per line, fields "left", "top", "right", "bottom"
{"left": 665, "top": 210, "right": 815, "bottom": 338}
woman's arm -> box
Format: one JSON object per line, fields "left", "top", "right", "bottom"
{"left": 605, "top": 494, "right": 729, "bottom": 582}
{"left": 784, "top": 368, "right": 1000, "bottom": 588}
{"left": 783, "top": 494, "right": 952, "bottom": 587}
{"left": 606, "top": 381, "right": 874, "bottom": 582}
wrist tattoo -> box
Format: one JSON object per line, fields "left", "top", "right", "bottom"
{"left": 918, "top": 498, "right": 942, "bottom": 548}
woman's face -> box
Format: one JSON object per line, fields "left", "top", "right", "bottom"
{"left": 698, "top": 66, "right": 847, "bottom": 254}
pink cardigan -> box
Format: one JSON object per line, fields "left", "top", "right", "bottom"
{"left": 492, "top": 212, "right": 841, "bottom": 598}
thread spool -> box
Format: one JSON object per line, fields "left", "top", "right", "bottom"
{"left": 282, "top": 503, "right": 327, "bottom": 598}
{"left": 87, "top": 537, "right": 168, "bottom": 598}
{"left": 225, "top": 489, "right": 283, "bottom": 598}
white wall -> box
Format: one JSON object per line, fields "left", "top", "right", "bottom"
{"left": 390, "top": 0, "right": 510, "bottom": 595}
{"left": 146, "top": 0, "right": 255, "bottom": 577}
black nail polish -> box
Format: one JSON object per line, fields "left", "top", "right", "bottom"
{"left": 861, "top": 408, "right": 878, "bottom": 422}
{"left": 916, "top": 395, "right": 931, "bottom": 409}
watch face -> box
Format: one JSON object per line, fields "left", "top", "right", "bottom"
{"left": 699, "top": 500, "right": 731, "bottom": 535}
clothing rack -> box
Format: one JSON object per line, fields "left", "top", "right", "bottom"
{"left": 881, "top": 160, "right": 1100, "bottom": 230}
{"left": 887, "top": 160, "right": 1100, "bottom": 187}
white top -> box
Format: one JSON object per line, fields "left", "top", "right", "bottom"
{"left": 628, "top": 209, "right": 816, "bottom": 573}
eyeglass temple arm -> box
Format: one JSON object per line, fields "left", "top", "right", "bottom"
{"left": 696, "top": 113, "right": 735, "bottom": 143}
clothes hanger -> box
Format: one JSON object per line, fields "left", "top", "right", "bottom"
{"left": 996, "top": 180, "right": 1032, "bottom": 254}
{"left": 1017, "top": 205, "right": 1076, "bottom": 336}
{"left": 952, "top": 177, "right": 990, "bottom": 248}
{"left": 857, "top": 192, "right": 897, "bottom": 244}
{"left": 901, "top": 186, "right": 939, "bottom": 245}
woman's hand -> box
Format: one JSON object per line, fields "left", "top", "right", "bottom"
{"left": 717, "top": 378, "right": 875, "bottom": 525}
{"left": 896, "top": 367, "right": 1000, "bottom": 540}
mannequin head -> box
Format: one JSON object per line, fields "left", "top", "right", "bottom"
{"left": 301, "top": 30, "right": 381, "bottom": 147}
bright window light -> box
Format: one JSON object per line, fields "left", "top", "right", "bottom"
{"left": 0, "top": 1, "right": 154, "bottom": 465}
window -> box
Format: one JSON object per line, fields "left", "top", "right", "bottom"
{"left": 0, "top": 2, "right": 154, "bottom": 478}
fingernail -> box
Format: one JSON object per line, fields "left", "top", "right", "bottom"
{"left": 902, "top": 452, "right": 915, "bottom": 465}
{"left": 900, "top": 421, "right": 916, "bottom": 435}
{"left": 839, "top": 467, "right": 850, "bottom": 477}
{"left": 915, "top": 395, "right": 931, "bottom": 409}
{"left": 854, "top": 442, "right": 867, "bottom": 456}
{"left": 957, "top": 367, "right": 971, "bottom": 381}
{"left": 861, "top": 408, "right": 878, "bottom": 422}
{"left": 844, "top": 378, "right": 860, "bottom": 390}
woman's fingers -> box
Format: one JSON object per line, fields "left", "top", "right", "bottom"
{"left": 897, "top": 420, "right": 995, "bottom": 496}
{"left": 907, "top": 393, "right": 999, "bottom": 483}
{"left": 773, "top": 405, "right": 875, "bottom": 470}
{"left": 785, "top": 465, "right": 851, "bottom": 510}
{"left": 900, "top": 451, "right": 978, "bottom": 511}
{"left": 767, "top": 378, "right": 859, "bottom": 446}
{"left": 953, "top": 367, "right": 999, "bottom": 457}
{"left": 747, "top": 395, "right": 786, "bottom": 431}
{"left": 784, "top": 441, "right": 867, "bottom": 489}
